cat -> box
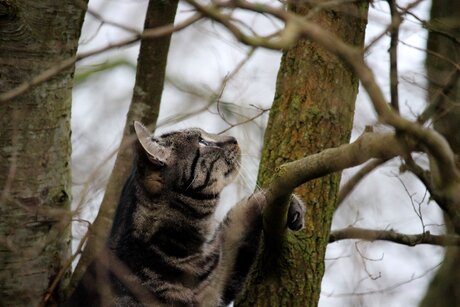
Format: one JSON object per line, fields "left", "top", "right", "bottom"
{"left": 67, "top": 121, "right": 305, "bottom": 307}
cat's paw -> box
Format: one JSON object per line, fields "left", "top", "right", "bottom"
{"left": 287, "top": 194, "right": 306, "bottom": 231}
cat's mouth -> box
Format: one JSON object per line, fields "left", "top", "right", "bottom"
{"left": 224, "top": 145, "right": 241, "bottom": 178}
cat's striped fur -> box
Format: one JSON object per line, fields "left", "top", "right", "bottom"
{"left": 67, "top": 122, "right": 305, "bottom": 306}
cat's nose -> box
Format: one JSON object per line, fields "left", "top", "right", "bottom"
{"left": 222, "top": 136, "right": 237, "bottom": 145}
{"left": 227, "top": 136, "right": 238, "bottom": 145}
{"left": 215, "top": 135, "right": 238, "bottom": 148}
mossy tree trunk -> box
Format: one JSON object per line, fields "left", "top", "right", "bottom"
{"left": 0, "top": 1, "right": 86, "bottom": 306}
{"left": 236, "top": 2, "right": 368, "bottom": 306}
{"left": 419, "top": 0, "right": 460, "bottom": 306}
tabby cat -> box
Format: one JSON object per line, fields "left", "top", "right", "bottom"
{"left": 67, "top": 121, "right": 305, "bottom": 306}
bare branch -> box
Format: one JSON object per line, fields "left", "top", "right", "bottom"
{"left": 292, "top": 12, "right": 458, "bottom": 187}
{"left": 185, "top": 0, "right": 460, "bottom": 227}
{"left": 41, "top": 230, "right": 89, "bottom": 306}
{"left": 185, "top": 0, "right": 299, "bottom": 50}
{"left": 396, "top": 176, "right": 427, "bottom": 233}
{"left": 329, "top": 227, "right": 460, "bottom": 247}
{"left": 215, "top": 48, "right": 256, "bottom": 125}
{"left": 189, "top": 1, "right": 458, "bottom": 184}
{"left": 0, "top": 14, "right": 202, "bottom": 103}
{"left": 336, "top": 158, "right": 389, "bottom": 208}
{"left": 265, "top": 133, "right": 406, "bottom": 205}
{"left": 74, "top": 0, "right": 140, "bottom": 34}
{"left": 70, "top": 2, "right": 199, "bottom": 293}
{"left": 418, "top": 68, "right": 460, "bottom": 125}
{"left": 218, "top": 105, "right": 269, "bottom": 134}
{"left": 208, "top": 1, "right": 458, "bottom": 185}
{"left": 401, "top": 154, "right": 432, "bottom": 192}
{"left": 365, "top": 0, "right": 424, "bottom": 52}
{"left": 323, "top": 261, "right": 442, "bottom": 298}
{"left": 388, "top": 0, "right": 401, "bottom": 112}
{"left": 250, "top": 132, "right": 407, "bottom": 245}
{"left": 354, "top": 242, "right": 382, "bottom": 280}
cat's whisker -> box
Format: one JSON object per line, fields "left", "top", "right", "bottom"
{"left": 235, "top": 162, "right": 253, "bottom": 190}
{"left": 235, "top": 159, "right": 262, "bottom": 192}
{"left": 185, "top": 173, "right": 198, "bottom": 191}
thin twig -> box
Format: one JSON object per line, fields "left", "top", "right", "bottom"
{"left": 74, "top": 0, "right": 140, "bottom": 34}
{"left": 219, "top": 105, "right": 270, "bottom": 134}
{"left": 0, "top": 14, "right": 202, "bottom": 103}
{"left": 41, "top": 229, "right": 90, "bottom": 305}
{"left": 364, "top": 0, "right": 424, "bottom": 52}
{"left": 418, "top": 66, "right": 460, "bottom": 125}
{"left": 397, "top": 176, "right": 426, "bottom": 233}
{"left": 401, "top": 155, "right": 433, "bottom": 195}
{"left": 215, "top": 47, "right": 256, "bottom": 125}
{"left": 336, "top": 158, "right": 389, "bottom": 208}
{"left": 387, "top": 0, "right": 401, "bottom": 112}
{"left": 193, "top": 0, "right": 456, "bottom": 183}
{"left": 329, "top": 226, "right": 460, "bottom": 246}
{"left": 354, "top": 242, "right": 383, "bottom": 280}
{"left": 323, "top": 261, "right": 442, "bottom": 298}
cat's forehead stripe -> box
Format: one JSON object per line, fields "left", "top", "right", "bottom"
{"left": 160, "top": 128, "right": 210, "bottom": 139}
{"left": 159, "top": 131, "right": 181, "bottom": 138}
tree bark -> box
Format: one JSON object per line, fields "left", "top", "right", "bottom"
{"left": 0, "top": 1, "right": 86, "bottom": 306}
{"left": 419, "top": 0, "right": 460, "bottom": 306}
{"left": 69, "top": 0, "right": 179, "bottom": 294}
{"left": 235, "top": 1, "right": 368, "bottom": 306}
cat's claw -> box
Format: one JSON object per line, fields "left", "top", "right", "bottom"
{"left": 287, "top": 194, "right": 306, "bottom": 231}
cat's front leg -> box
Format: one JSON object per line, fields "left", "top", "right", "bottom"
{"left": 218, "top": 191, "right": 306, "bottom": 305}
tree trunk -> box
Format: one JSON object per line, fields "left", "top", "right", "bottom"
{"left": 419, "top": 0, "right": 460, "bottom": 306}
{"left": 0, "top": 1, "right": 86, "bottom": 306}
{"left": 69, "top": 0, "right": 179, "bottom": 294}
{"left": 235, "top": 2, "right": 368, "bottom": 306}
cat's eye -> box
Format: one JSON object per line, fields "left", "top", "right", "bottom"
{"left": 199, "top": 137, "right": 211, "bottom": 147}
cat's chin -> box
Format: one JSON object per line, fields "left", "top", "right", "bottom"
{"left": 206, "top": 171, "right": 238, "bottom": 194}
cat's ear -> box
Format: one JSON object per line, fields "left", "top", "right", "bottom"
{"left": 134, "top": 121, "right": 171, "bottom": 167}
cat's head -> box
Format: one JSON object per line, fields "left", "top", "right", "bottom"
{"left": 133, "top": 121, "right": 240, "bottom": 196}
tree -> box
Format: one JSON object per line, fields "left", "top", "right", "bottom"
{"left": 235, "top": 1, "right": 368, "bottom": 305}
{"left": 2, "top": 0, "right": 460, "bottom": 306}
{"left": 420, "top": 0, "right": 460, "bottom": 306}
{"left": 69, "top": 0, "right": 180, "bottom": 292}
{"left": 0, "top": 0, "right": 86, "bottom": 305}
